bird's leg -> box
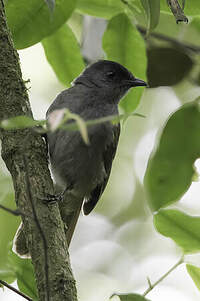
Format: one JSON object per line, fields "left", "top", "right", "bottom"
{"left": 41, "top": 185, "right": 72, "bottom": 204}
{"left": 42, "top": 191, "right": 65, "bottom": 204}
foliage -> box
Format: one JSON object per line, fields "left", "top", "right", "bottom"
{"left": 42, "top": 24, "right": 85, "bottom": 86}
{"left": 1, "top": 0, "right": 200, "bottom": 300}
{"left": 144, "top": 99, "right": 200, "bottom": 211}
{"left": 102, "top": 13, "right": 147, "bottom": 112}
{"left": 111, "top": 293, "right": 150, "bottom": 300}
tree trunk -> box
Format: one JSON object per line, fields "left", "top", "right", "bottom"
{"left": 0, "top": 1, "right": 78, "bottom": 300}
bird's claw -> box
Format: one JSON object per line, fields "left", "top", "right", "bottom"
{"left": 39, "top": 192, "right": 65, "bottom": 204}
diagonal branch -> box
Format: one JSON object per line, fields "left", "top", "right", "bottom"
{"left": 0, "top": 279, "right": 33, "bottom": 301}
{"left": 0, "top": 203, "right": 25, "bottom": 217}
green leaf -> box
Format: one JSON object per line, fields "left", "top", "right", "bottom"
{"left": 187, "top": 264, "right": 200, "bottom": 291}
{"left": 8, "top": 251, "right": 38, "bottom": 299}
{"left": 0, "top": 179, "right": 20, "bottom": 279}
{"left": 0, "top": 116, "right": 45, "bottom": 130}
{"left": 17, "top": 262, "right": 38, "bottom": 300}
{"left": 76, "top": 0, "right": 124, "bottom": 19}
{"left": 0, "top": 268, "right": 16, "bottom": 283}
{"left": 154, "top": 209, "right": 200, "bottom": 253}
{"left": 5, "top": 0, "right": 76, "bottom": 49}
{"left": 160, "top": 0, "right": 200, "bottom": 16}
{"left": 190, "top": 16, "right": 200, "bottom": 33}
{"left": 147, "top": 47, "right": 193, "bottom": 87}
{"left": 140, "top": 0, "right": 160, "bottom": 33}
{"left": 112, "top": 293, "right": 150, "bottom": 301}
{"left": 42, "top": 24, "right": 85, "bottom": 86}
{"left": 102, "top": 13, "right": 147, "bottom": 113}
{"left": 144, "top": 99, "right": 200, "bottom": 211}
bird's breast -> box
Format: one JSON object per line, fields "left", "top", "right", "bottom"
{"left": 49, "top": 121, "right": 114, "bottom": 196}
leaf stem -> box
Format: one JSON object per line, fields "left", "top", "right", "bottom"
{"left": 143, "top": 256, "right": 184, "bottom": 296}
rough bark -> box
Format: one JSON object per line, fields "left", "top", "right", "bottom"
{"left": 0, "top": 1, "right": 77, "bottom": 300}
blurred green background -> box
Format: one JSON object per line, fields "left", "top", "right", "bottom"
{"left": 1, "top": 0, "right": 200, "bottom": 300}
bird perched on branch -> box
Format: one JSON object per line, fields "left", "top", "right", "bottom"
{"left": 46, "top": 60, "right": 146, "bottom": 245}
{"left": 14, "top": 60, "right": 146, "bottom": 256}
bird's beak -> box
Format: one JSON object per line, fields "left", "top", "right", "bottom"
{"left": 130, "top": 77, "right": 147, "bottom": 87}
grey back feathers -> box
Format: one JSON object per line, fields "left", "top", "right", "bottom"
{"left": 46, "top": 60, "right": 146, "bottom": 215}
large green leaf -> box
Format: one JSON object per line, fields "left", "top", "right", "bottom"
{"left": 0, "top": 268, "right": 16, "bottom": 284}
{"left": 76, "top": 0, "right": 124, "bottom": 19}
{"left": 144, "top": 99, "right": 200, "bottom": 211}
{"left": 5, "top": 0, "right": 76, "bottom": 49}
{"left": 160, "top": 0, "right": 200, "bottom": 16}
{"left": 140, "top": 0, "right": 160, "bottom": 33}
{"left": 190, "top": 16, "right": 200, "bottom": 33}
{"left": 112, "top": 293, "right": 150, "bottom": 301}
{"left": 42, "top": 24, "right": 85, "bottom": 86}
{"left": 187, "top": 264, "right": 200, "bottom": 291}
{"left": 147, "top": 47, "right": 193, "bottom": 87}
{"left": 154, "top": 209, "right": 200, "bottom": 253}
{"left": 102, "top": 13, "right": 147, "bottom": 113}
{"left": 8, "top": 251, "right": 38, "bottom": 299}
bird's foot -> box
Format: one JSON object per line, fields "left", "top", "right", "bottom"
{"left": 40, "top": 191, "right": 65, "bottom": 204}
{"left": 40, "top": 185, "right": 72, "bottom": 204}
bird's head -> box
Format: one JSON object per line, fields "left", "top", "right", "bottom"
{"left": 73, "top": 60, "right": 147, "bottom": 103}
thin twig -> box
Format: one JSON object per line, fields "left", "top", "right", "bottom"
{"left": 121, "top": 0, "right": 200, "bottom": 53}
{"left": 59, "top": 112, "right": 145, "bottom": 132}
{"left": 23, "top": 155, "right": 50, "bottom": 301}
{"left": 0, "top": 203, "right": 33, "bottom": 219}
{"left": 0, "top": 279, "right": 33, "bottom": 301}
{"left": 0, "top": 203, "right": 23, "bottom": 216}
{"left": 181, "top": 0, "right": 186, "bottom": 10}
{"left": 167, "top": 0, "right": 188, "bottom": 23}
{"left": 143, "top": 257, "right": 184, "bottom": 296}
{"left": 137, "top": 26, "right": 200, "bottom": 53}
{"left": 138, "top": 25, "right": 200, "bottom": 54}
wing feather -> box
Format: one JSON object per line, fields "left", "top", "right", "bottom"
{"left": 83, "top": 124, "right": 120, "bottom": 215}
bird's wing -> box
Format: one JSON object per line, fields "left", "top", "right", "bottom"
{"left": 83, "top": 123, "right": 120, "bottom": 215}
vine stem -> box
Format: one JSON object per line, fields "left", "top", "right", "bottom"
{"left": 143, "top": 256, "right": 184, "bottom": 297}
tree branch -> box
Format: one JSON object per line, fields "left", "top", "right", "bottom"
{"left": 137, "top": 26, "right": 200, "bottom": 53}
{"left": 0, "top": 203, "right": 25, "bottom": 217}
{"left": 167, "top": 0, "right": 188, "bottom": 23}
{"left": 143, "top": 257, "right": 184, "bottom": 296}
{"left": 0, "top": 1, "right": 77, "bottom": 300}
{"left": 0, "top": 280, "right": 33, "bottom": 301}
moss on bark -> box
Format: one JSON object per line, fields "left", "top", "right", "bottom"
{"left": 0, "top": 1, "right": 77, "bottom": 300}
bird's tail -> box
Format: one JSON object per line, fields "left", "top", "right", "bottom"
{"left": 59, "top": 192, "right": 83, "bottom": 246}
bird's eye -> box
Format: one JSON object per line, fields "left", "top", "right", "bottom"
{"left": 106, "top": 71, "right": 115, "bottom": 78}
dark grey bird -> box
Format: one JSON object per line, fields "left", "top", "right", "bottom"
{"left": 46, "top": 60, "right": 146, "bottom": 245}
